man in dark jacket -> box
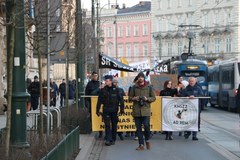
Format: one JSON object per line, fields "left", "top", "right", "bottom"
{"left": 180, "top": 77, "right": 204, "bottom": 141}
{"left": 96, "top": 75, "right": 124, "bottom": 146}
{"left": 59, "top": 79, "right": 66, "bottom": 107}
{"left": 85, "top": 72, "right": 100, "bottom": 113}
{"left": 129, "top": 72, "right": 156, "bottom": 150}
{"left": 28, "top": 75, "right": 40, "bottom": 110}
{"left": 50, "top": 79, "right": 59, "bottom": 107}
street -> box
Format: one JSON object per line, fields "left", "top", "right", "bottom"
{"left": 88, "top": 107, "right": 240, "bottom": 160}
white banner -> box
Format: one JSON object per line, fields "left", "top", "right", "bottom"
{"left": 162, "top": 98, "right": 199, "bottom": 131}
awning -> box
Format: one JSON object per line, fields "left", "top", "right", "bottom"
{"left": 99, "top": 53, "right": 137, "bottom": 72}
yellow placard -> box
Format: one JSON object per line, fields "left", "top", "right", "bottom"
{"left": 91, "top": 96, "right": 162, "bottom": 132}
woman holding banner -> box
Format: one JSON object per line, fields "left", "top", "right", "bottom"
{"left": 160, "top": 80, "right": 178, "bottom": 140}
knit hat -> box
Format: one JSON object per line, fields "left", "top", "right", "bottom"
{"left": 34, "top": 75, "right": 38, "bottom": 79}
{"left": 104, "top": 75, "right": 113, "bottom": 80}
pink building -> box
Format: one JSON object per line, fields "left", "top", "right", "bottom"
{"left": 100, "top": 1, "right": 151, "bottom": 64}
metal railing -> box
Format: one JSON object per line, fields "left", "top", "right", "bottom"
{"left": 41, "top": 126, "right": 80, "bottom": 160}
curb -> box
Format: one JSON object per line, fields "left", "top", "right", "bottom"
{"left": 75, "top": 133, "right": 96, "bottom": 160}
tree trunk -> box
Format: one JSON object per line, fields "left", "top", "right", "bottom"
{"left": 5, "top": 1, "right": 15, "bottom": 156}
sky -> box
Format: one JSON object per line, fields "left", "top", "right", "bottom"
{"left": 82, "top": 0, "right": 142, "bottom": 10}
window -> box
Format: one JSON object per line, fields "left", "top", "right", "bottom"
{"left": 203, "top": 14, "right": 208, "bottom": 27}
{"left": 188, "top": 14, "right": 193, "bottom": 25}
{"left": 226, "top": 13, "right": 231, "bottom": 25}
{"left": 143, "top": 24, "right": 148, "bottom": 35}
{"left": 168, "top": 42, "right": 172, "bottom": 55}
{"left": 134, "top": 43, "right": 139, "bottom": 56}
{"left": 118, "top": 26, "right": 123, "bottom": 37}
{"left": 188, "top": 0, "right": 192, "bottom": 6}
{"left": 108, "top": 44, "right": 113, "bottom": 55}
{"left": 126, "top": 25, "right": 130, "bottom": 36}
{"left": 108, "top": 27, "right": 112, "bottom": 37}
{"left": 143, "top": 44, "right": 148, "bottom": 56}
{"left": 226, "top": 37, "right": 231, "bottom": 53}
{"left": 134, "top": 25, "right": 139, "bottom": 36}
{"left": 126, "top": 44, "right": 131, "bottom": 57}
{"left": 167, "top": 0, "right": 171, "bottom": 9}
{"left": 215, "top": 12, "right": 219, "bottom": 25}
{"left": 178, "top": 41, "right": 182, "bottom": 55}
{"left": 158, "top": 0, "right": 162, "bottom": 10}
{"left": 178, "top": 0, "right": 182, "bottom": 7}
{"left": 214, "top": 38, "right": 220, "bottom": 53}
{"left": 158, "top": 19, "right": 164, "bottom": 31}
{"left": 204, "top": 40, "right": 209, "bottom": 54}
{"left": 118, "top": 45, "right": 123, "bottom": 57}
{"left": 56, "top": 9, "right": 60, "bottom": 17}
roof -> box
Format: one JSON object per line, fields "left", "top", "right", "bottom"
{"left": 117, "top": 1, "right": 151, "bottom": 15}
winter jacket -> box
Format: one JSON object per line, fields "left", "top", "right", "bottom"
{"left": 96, "top": 85, "right": 124, "bottom": 113}
{"left": 160, "top": 88, "right": 177, "bottom": 97}
{"left": 129, "top": 83, "right": 156, "bottom": 117}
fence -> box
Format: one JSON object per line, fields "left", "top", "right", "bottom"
{"left": 41, "top": 126, "right": 80, "bottom": 160}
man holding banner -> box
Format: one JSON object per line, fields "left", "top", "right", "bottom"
{"left": 180, "top": 77, "right": 204, "bottom": 141}
{"left": 96, "top": 75, "right": 125, "bottom": 146}
{"left": 129, "top": 72, "right": 156, "bottom": 150}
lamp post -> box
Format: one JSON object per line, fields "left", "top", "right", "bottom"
{"left": 6, "top": 0, "right": 30, "bottom": 148}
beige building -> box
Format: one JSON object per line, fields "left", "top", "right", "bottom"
{"left": 151, "top": 0, "right": 239, "bottom": 60}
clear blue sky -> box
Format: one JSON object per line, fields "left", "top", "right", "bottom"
{"left": 82, "top": 0, "right": 142, "bottom": 10}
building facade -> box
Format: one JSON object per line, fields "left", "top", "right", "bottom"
{"left": 100, "top": 1, "right": 152, "bottom": 64}
{"left": 151, "top": 0, "right": 239, "bottom": 60}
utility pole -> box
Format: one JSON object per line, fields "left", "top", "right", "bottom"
{"left": 76, "top": 0, "right": 84, "bottom": 108}
{"left": 96, "top": 0, "right": 100, "bottom": 72}
{"left": 91, "top": 0, "right": 96, "bottom": 71}
{"left": 46, "top": 0, "right": 51, "bottom": 136}
{"left": 6, "top": 0, "right": 30, "bottom": 148}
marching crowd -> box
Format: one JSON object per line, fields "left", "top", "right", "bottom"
{"left": 86, "top": 71, "right": 204, "bottom": 151}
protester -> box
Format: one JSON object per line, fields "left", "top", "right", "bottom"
{"left": 68, "top": 80, "right": 76, "bottom": 105}
{"left": 96, "top": 75, "right": 124, "bottom": 146}
{"left": 180, "top": 77, "right": 203, "bottom": 141}
{"left": 129, "top": 72, "right": 156, "bottom": 150}
{"left": 160, "top": 80, "right": 178, "bottom": 140}
{"left": 59, "top": 79, "right": 66, "bottom": 107}
{"left": 85, "top": 71, "right": 102, "bottom": 137}
{"left": 28, "top": 75, "right": 40, "bottom": 110}
{"left": 50, "top": 79, "right": 59, "bottom": 107}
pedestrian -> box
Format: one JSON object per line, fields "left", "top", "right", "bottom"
{"left": 28, "top": 75, "right": 40, "bottom": 110}
{"left": 96, "top": 75, "right": 124, "bottom": 146}
{"left": 180, "top": 77, "right": 204, "bottom": 141}
{"left": 59, "top": 79, "right": 66, "bottom": 107}
{"left": 50, "top": 79, "right": 59, "bottom": 107}
{"left": 68, "top": 80, "right": 75, "bottom": 105}
{"left": 85, "top": 71, "right": 102, "bottom": 137}
{"left": 113, "top": 79, "right": 125, "bottom": 141}
{"left": 129, "top": 72, "right": 156, "bottom": 150}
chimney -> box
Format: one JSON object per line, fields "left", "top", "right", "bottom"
{"left": 139, "top": 1, "right": 145, "bottom": 6}
{"left": 122, "top": 3, "right": 126, "bottom": 9}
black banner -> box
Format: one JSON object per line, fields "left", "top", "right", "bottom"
{"left": 99, "top": 53, "right": 137, "bottom": 72}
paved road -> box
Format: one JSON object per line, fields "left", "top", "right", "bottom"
{"left": 89, "top": 107, "right": 240, "bottom": 160}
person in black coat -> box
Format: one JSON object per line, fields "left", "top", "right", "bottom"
{"left": 28, "top": 76, "right": 40, "bottom": 110}
{"left": 160, "top": 80, "right": 177, "bottom": 140}
{"left": 59, "top": 79, "right": 66, "bottom": 107}
{"left": 96, "top": 75, "right": 124, "bottom": 146}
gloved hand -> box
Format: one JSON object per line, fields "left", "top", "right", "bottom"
{"left": 119, "top": 109, "right": 124, "bottom": 115}
{"left": 96, "top": 111, "right": 102, "bottom": 117}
